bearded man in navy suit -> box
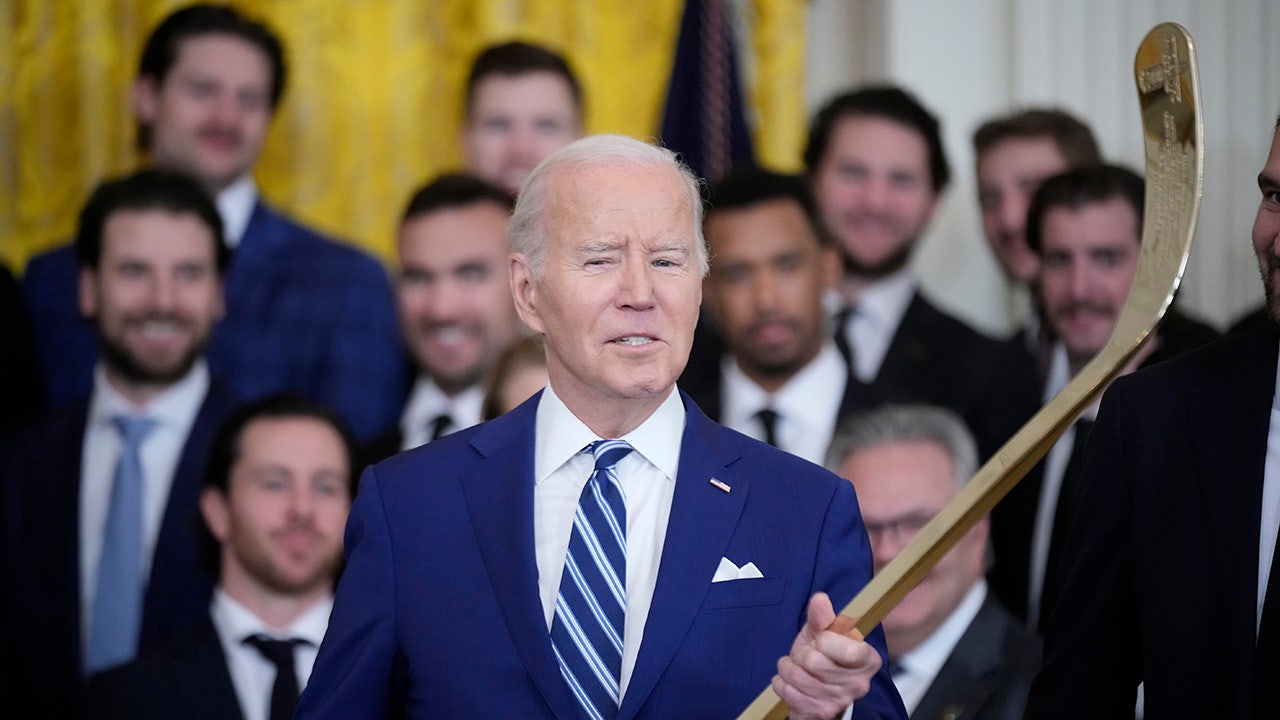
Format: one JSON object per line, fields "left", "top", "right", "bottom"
{"left": 297, "top": 135, "right": 906, "bottom": 720}
{"left": 1, "top": 169, "right": 241, "bottom": 718}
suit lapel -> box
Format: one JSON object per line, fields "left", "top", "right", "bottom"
{"left": 910, "top": 593, "right": 1004, "bottom": 720}
{"left": 459, "top": 395, "right": 581, "bottom": 719}
{"left": 172, "top": 624, "right": 246, "bottom": 720}
{"left": 1191, "top": 328, "right": 1276, "bottom": 700}
{"left": 873, "top": 292, "right": 932, "bottom": 389}
{"left": 619, "top": 397, "right": 747, "bottom": 720}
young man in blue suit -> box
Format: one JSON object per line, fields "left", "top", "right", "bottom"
{"left": 20, "top": 3, "right": 403, "bottom": 440}
{"left": 88, "top": 394, "right": 357, "bottom": 720}
{"left": 1025, "top": 117, "right": 1280, "bottom": 718}
{"left": 297, "top": 135, "right": 906, "bottom": 720}
{"left": 0, "top": 169, "right": 241, "bottom": 718}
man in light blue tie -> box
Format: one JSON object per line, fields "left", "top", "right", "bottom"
{"left": 0, "top": 169, "right": 242, "bottom": 718}
{"left": 298, "top": 135, "right": 906, "bottom": 719}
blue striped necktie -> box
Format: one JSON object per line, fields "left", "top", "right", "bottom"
{"left": 86, "top": 414, "right": 157, "bottom": 675}
{"left": 550, "top": 439, "right": 633, "bottom": 720}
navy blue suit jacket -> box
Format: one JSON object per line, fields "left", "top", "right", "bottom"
{"left": 0, "top": 381, "right": 240, "bottom": 719}
{"left": 84, "top": 616, "right": 243, "bottom": 720}
{"left": 20, "top": 201, "right": 404, "bottom": 440}
{"left": 1026, "top": 326, "right": 1278, "bottom": 719}
{"left": 297, "top": 390, "right": 905, "bottom": 720}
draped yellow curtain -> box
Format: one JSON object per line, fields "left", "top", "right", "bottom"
{"left": 0, "top": 0, "right": 807, "bottom": 272}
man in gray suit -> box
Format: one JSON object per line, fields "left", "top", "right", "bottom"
{"left": 829, "top": 405, "right": 1039, "bottom": 720}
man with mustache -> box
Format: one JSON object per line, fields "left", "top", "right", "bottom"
{"left": 20, "top": 3, "right": 403, "bottom": 442}
{"left": 686, "top": 166, "right": 876, "bottom": 464}
{"left": 363, "top": 173, "right": 524, "bottom": 464}
{"left": 0, "top": 169, "right": 241, "bottom": 718}
{"left": 998, "top": 164, "right": 1217, "bottom": 631}
{"left": 1026, "top": 116, "right": 1280, "bottom": 719}
{"left": 87, "top": 394, "right": 357, "bottom": 720}
{"left": 804, "top": 86, "right": 1039, "bottom": 463}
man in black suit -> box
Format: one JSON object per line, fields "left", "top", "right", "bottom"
{"left": 830, "top": 405, "right": 1039, "bottom": 720}
{"left": 363, "top": 174, "right": 524, "bottom": 465}
{"left": 1032, "top": 326, "right": 1276, "bottom": 720}
{"left": 0, "top": 170, "right": 240, "bottom": 718}
{"left": 683, "top": 166, "right": 876, "bottom": 464}
{"left": 804, "top": 86, "right": 1039, "bottom": 462}
{"left": 988, "top": 164, "right": 1219, "bottom": 626}
{"left": 88, "top": 394, "right": 356, "bottom": 720}
{"left": 1026, "top": 115, "right": 1280, "bottom": 717}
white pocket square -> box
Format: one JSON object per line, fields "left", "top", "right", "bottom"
{"left": 712, "top": 557, "right": 765, "bottom": 583}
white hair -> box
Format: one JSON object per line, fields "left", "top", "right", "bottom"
{"left": 508, "top": 134, "right": 708, "bottom": 278}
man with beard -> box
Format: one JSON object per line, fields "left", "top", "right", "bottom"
{"left": 87, "top": 394, "right": 356, "bottom": 720}
{"left": 684, "top": 167, "right": 877, "bottom": 464}
{"left": 20, "top": 3, "right": 403, "bottom": 441}
{"left": 1025, "top": 118, "right": 1280, "bottom": 719}
{"left": 804, "top": 86, "right": 1039, "bottom": 462}
{"left": 0, "top": 169, "right": 241, "bottom": 718}
{"left": 462, "top": 41, "right": 585, "bottom": 197}
{"left": 990, "top": 164, "right": 1219, "bottom": 630}
{"left": 829, "top": 405, "right": 1039, "bottom": 720}
{"left": 362, "top": 174, "right": 524, "bottom": 464}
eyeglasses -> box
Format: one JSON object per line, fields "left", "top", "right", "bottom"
{"left": 863, "top": 511, "right": 936, "bottom": 543}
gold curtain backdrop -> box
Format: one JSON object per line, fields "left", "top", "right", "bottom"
{"left": 0, "top": 0, "right": 806, "bottom": 271}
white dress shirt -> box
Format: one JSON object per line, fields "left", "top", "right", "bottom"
{"left": 210, "top": 589, "right": 332, "bottom": 720}
{"left": 80, "top": 360, "right": 210, "bottom": 653}
{"left": 720, "top": 342, "right": 849, "bottom": 464}
{"left": 533, "top": 383, "right": 684, "bottom": 697}
{"left": 1027, "top": 343, "right": 1099, "bottom": 628}
{"left": 1259, "top": 345, "right": 1280, "bottom": 636}
{"left": 217, "top": 175, "right": 258, "bottom": 249}
{"left": 892, "top": 580, "right": 988, "bottom": 715}
{"left": 398, "top": 376, "right": 485, "bottom": 451}
{"left": 839, "top": 268, "right": 917, "bottom": 383}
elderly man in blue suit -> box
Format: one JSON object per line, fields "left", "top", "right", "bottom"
{"left": 20, "top": 4, "right": 402, "bottom": 440}
{"left": 297, "top": 135, "right": 906, "bottom": 720}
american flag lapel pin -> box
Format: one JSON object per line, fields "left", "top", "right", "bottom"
{"left": 709, "top": 477, "right": 731, "bottom": 493}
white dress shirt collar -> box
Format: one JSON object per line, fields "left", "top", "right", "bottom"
{"left": 88, "top": 358, "right": 211, "bottom": 431}
{"left": 893, "top": 580, "right": 988, "bottom": 715}
{"left": 211, "top": 589, "right": 333, "bottom": 720}
{"left": 217, "top": 175, "right": 258, "bottom": 249}
{"left": 399, "top": 376, "right": 485, "bottom": 451}
{"left": 534, "top": 382, "right": 684, "bottom": 486}
{"left": 720, "top": 342, "right": 848, "bottom": 464}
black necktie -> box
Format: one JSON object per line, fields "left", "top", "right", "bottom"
{"left": 832, "top": 305, "right": 856, "bottom": 370}
{"left": 428, "top": 413, "right": 453, "bottom": 442}
{"left": 1040, "top": 418, "right": 1094, "bottom": 631}
{"left": 755, "top": 408, "right": 780, "bottom": 448}
{"left": 243, "top": 635, "right": 305, "bottom": 720}
{"left": 1255, "top": 533, "right": 1280, "bottom": 718}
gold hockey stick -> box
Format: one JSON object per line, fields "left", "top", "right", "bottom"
{"left": 736, "top": 22, "right": 1203, "bottom": 720}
